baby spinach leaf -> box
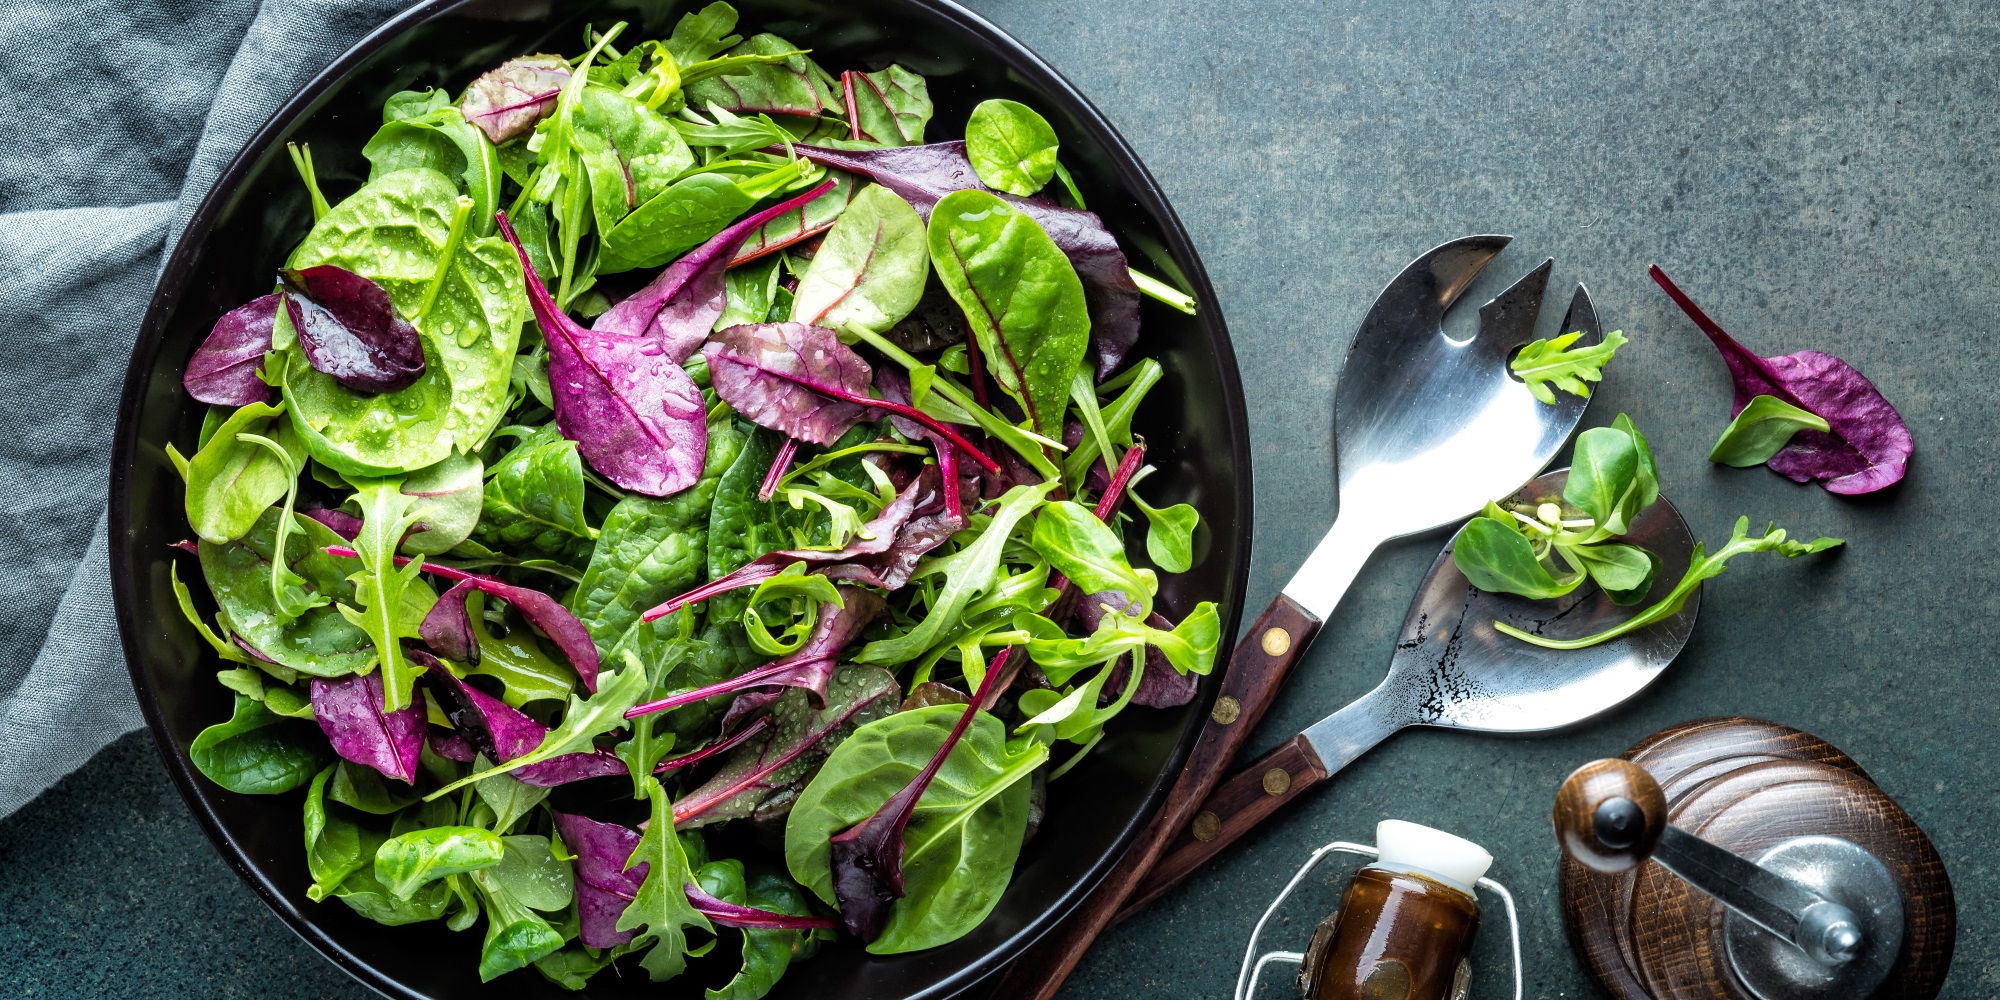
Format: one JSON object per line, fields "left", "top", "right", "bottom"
{"left": 964, "top": 99, "right": 1059, "bottom": 197}
{"left": 327, "top": 759, "right": 417, "bottom": 815}
{"left": 199, "top": 510, "right": 379, "bottom": 677}
{"left": 673, "top": 664, "right": 901, "bottom": 827}
{"left": 790, "top": 184, "right": 928, "bottom": 333}
{"left": 927, "top": 190, "right": 1090, "bottom": 436}
{"left": 596, "top": 158, "right": 820, "bottom": 274}
{"left": 1509, "top": 329, "right": 1628, "bottom": 404}
{"left": 617, "top": 776, "right": 714, "bottom": 981}
{"left": 338, "top": 480, "right": 431, "bottom": 711}
{"left": 184, "top": 294, "right": 280, "bottom": 406}
{"left": 474, "top": 423, "right": 593, "bottom": 559}
{"left": 470, "top": 870, "right": 565, "bottom": 982}
{"left": 310, "top": 671, "right": 425, "bottom": 784}
{"left": 784, "top": 706, "right": 1044, "bottom": 953}
{"left": 845, "top": 66, "right": 931, "bottom": 147}
{"left": 703, "top": 322, "right": 875, "bottom": 446}
{"left": 398, "top": 450, "right": 483, "bottom": 555}
{"left": 683, "top": 33, "right": 839, "bottom": 119}
{"left": 190, "top": 693, "right": 330, "bottom": 795}
{"left": 575, "top": 416, "right": 742, "bottom": 658}
{"left": 499, "top": 213, "right": 710, "bottom": 497}
{"left": 363, "top": 94, "right": 504, "bottom": 238}
{"left": 720, "top": 255, "right": 783, "bottom": 329}
{"left": 374, "top": 825, "right": 505, "bottom": 900}
{"left": 185, "top": 401, "right": 300, "bottom": 544}
{"left": 1496, "top": 517, "right": 1843, "bottom": 650}
{"left": 1029, "top": 499, "right": 1153, "bottom": 618}
{"left": 1567, "top": 541, "right": 1659, "bottom": 605}
{"left": 1709, "top": 394, "right": 1832, "bottom": 468}
{"left": 859, "top": 482, "right": 1055, "bottom": 665}
{"left": 335, "top": 865, "right": 452, "bottom": 925}
{"left": 574, "top": 85, "right": 697, "bottom": 238}
{"left": 595, "top": 179, "right": 836, "bottom": 362}
{"left": 304, "top": 765, "right": 371, "bottom": 900}
{"left": 460, "top": 54, "right": 571, "bottom": 144}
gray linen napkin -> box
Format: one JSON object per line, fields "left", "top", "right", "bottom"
{"left": 0, "top": 0, "right": 418, "bottom": 818}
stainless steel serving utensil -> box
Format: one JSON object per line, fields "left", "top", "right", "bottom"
{"left": 1122, "top": 467, "right": 1700, "bottom": 913}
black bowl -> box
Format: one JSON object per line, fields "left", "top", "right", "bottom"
{"left": 110, "top": 0, "right": 1251, "bottom": 996}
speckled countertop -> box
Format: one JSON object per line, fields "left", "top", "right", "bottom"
{"left": 4, "top": 1, "right": 1997, "bottom": 997}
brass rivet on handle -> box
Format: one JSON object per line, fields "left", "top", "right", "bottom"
{"left": 1262, "top": 768, "right": 1292, "bottom": 796}
{"left": 1192, "top": 811, "right": 1221, "bottom": 841}
{"left": 1261, "top": 627, "right": 1292, "bottom": 656}
{"left": 1211, "top": 696, "right": 1241, "bottom": 725}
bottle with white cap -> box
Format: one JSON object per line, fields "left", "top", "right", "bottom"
{"left": 1296, "top": 820, "right": 1494, "bottom": 1000}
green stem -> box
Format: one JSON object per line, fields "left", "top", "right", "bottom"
{"left": 417, "top": 196, "right": 475, "bottom": 328}
{"left": 1052, "top": 161, "right": 1088, "bottom": 210}
{"left": 287, "top": 142, "right": 330, "bottom": 221}
{"left": 1129, "top": 267, "right": 1197, "bottom": 315}
{"left": 1065, "top": 359, "right": 1161, "bottom": 485}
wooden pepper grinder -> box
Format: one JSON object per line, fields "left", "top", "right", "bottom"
{"left": 1552, "top": 717, "right": 1955, "bottom": 1000}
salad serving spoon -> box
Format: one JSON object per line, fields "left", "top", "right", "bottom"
{"left": 1121, "top": 467, "right": 1701, "bottom": 914}
{"left": 970, "top": 235, "right": 1604, "bottom": 999}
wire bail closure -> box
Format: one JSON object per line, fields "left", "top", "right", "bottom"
{"left": 1233, "top": 840, "right": 1524, "bottom": 1000}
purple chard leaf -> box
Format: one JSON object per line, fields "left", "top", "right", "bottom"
{"left": 1652, "top": 266, "right": 1913, "bottom": 495}
{"left": 420, "top": 658, "right": 626, "bottom": 787}
{"left": 498, "top": 212, "right": 709, "bottom": 498}
{"left": 594, "top": 180, "right": 835, "bottom": 362}
{"left": 281, "top": 265, "right": 427, "bottom": 395}
{"left": 459, "top": 54, "right": 571, "bottom": 144}
{"left": 703, "top": 322, "right": 874, "bottom": 446}
{"left": 184, "top": 293, "right": 280, "bottom": 405}
{"left": 310, "top": 672, "right": 424, "bottom": 784}
{"left": 418, "top": 579, "right": 481, "bottom": 664}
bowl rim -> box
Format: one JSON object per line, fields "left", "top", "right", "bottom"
{"left": 109, "top": 0, "right": 1254, "bottom": 996}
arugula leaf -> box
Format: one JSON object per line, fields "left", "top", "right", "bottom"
{"left": 859, "top": 482, "right": 1055, "bottom": 664}
{"left": 1510, "top": 329, "right": 1628, "bottom": 404}
{"left": 927, "top": 189, "right": 1091, "bottom": 436}
{"left": 337, "top": 480, "right": 431, "bottom": 711}
{"left": 964, "top": 99, "right": 1059, "bottom": 197}
{"left": 784, "top": 706, "right": 1044, "bottom": 953}
{"left": 185, "top": 401, "right": 300, "bottom": 544}
{"left": 1496, "top": 516, "right": 1843, "bottom": 649}
{"left": 190, "top": 694, "right": 329, "bottom": 794}
{"left": 1710, "top": 394, "right": 1832, "bottom": 467}
{"left": 790, "top": 184, "right": 928, "bottom": 332}
{"left": 617, "top": 775, "right": 714, "bottom": 980}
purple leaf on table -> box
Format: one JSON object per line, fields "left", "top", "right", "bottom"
{"left": 184, "top": 293, "right": 280, "bottom": 405}
{"left": 779, "top": 141, "right": 1141, "bottom": 376}
{"left": 459, "top": 54, "right": 571, "bottom": 144}
{"left": 1652, "top": 266, "right": 1913, "bottom": 495}
{"left": 703, "top": 322, "right": 874, "bottom": 446}
{"left": 281, "top": 265, "right": 426, "bottom": 395}
{"left": 499, "top": 213, "right": 709, "bottom": 499}
{"left": 310, "top": 672, "right": 424, "bottom": 784}
{"left": 594, "top": 180, "right": 834, "bottom": 362}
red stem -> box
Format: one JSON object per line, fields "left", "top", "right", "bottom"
{"left": 759, "top": 437, "right": 799, "bottom": 501}
{"left": 937, "top": 437, "right": 961, "bottom": 522}
{"left": 640, "top": 561, "right": 782, "bottom": 622}
{"left": 963, "top": 331, "right": 993, "bottom": 412}
{"left": 653, "top": 716, "right": 769, "bottom": 773}
{"left": 760, "top": 368, "right": 1002, "bottom": 475}
{"left": 842, "top": 71, "right": 862, "bottom": 142}
{"left": 624, "top": 653, "right": 832, "bottom": 719}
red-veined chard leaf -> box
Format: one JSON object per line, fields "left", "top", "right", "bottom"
{"left": 928, "top": 190, "right": 1090, "bottom": 436}
{"left": 843, "top": 66, "right": 931, "bottom": 146}
{"left": 281, "top": 265, "right": 427, "bottom": 395}
{"left": 310, "top": 672, "right": 425, "bottom": 784}
{"left": 628, "top": 586, "right": 883, "bottom": 718}
{"left": 498, "top": 211, "right": 709, "bottom": 498}
{"left": 730, "top": 170, "right": 861, "bottom": 265}
{"left": 778, "top": 141, "right": 1141, "bottom": 376}
{"left": 790, "top": 184, "right": 928, "bottom": 333}
{"left": 594, "top": 179, "right": 834, "bottom": 361}
{"left": 683, "top": 34, "right": 839, "bottom": 118}
{"left": 185, "top": 294, "right": 280, "bottom": 405}
{"left": 1651, "top": 265, "right": 1913, "bottom": 495}
{"left": 459, "top": 54, "right": 571, "bottom": 144}
{"left": 672, "top": 665, "right": 900, "bottom": 828}
{"left": 702, "top": 321, "right": 873, "bottom": 446}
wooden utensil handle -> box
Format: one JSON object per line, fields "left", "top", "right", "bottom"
{"left": 959, "top": 593, "right": 1323, "bottom": 1000}
{"left": 1129, "top": 735, "right": 1330, "bottom": 901}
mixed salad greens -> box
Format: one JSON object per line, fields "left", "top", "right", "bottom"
{"left": 169, "top": 5, "right": 1216, "bottom": 989}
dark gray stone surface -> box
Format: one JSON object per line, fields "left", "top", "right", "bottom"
{"left": 4, "top": 0, "right": 1995, "bottom": 997}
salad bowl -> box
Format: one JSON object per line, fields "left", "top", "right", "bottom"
{"left": 108, "top": 0, "right": 1250, "bottom": 997}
